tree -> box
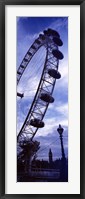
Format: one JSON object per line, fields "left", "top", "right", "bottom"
{"left": 17, "top": 139, "right": 40, "bottom": 173}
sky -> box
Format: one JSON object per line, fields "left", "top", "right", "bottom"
{"left": 17, "top": 17, "right": 68, "bottom": 161}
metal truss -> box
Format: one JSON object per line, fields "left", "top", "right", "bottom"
{"left": 17, "top": 29, "right": 63, "bottom": 142}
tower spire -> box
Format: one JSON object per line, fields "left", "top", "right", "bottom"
{"left": 49, "top": 148, "right": 53, "bottom": 164}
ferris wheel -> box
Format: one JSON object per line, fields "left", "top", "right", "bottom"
{"left": 17, "top": 28, "right": 64, "bottom": 143}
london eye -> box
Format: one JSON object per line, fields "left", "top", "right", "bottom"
{"left": 17, "top": 28, "right": 64, "bottom": 144}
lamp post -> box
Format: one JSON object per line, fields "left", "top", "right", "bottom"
{"left": 57, "top": 124, "right": 66, "bottom": 181}
{"left": 57, "top": 124, "right": 65, "bottom": 160}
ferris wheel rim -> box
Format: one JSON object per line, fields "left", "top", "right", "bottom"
{"left": 17, "top": 29, "right": 63, "bottom": 142}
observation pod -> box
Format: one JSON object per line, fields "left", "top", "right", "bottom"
{"left": 39, "top": 34, "right": 46, "bottom": 40}
{"left": 28, "top": 52, "right": 32, "bottom": 56}
{"left": 35, "top": 39, "right": 41, "bottom": 45}
{"left": 48, "top": 69, "right": 61, "bottom": 79}
{"left": 53, "top": 37, "right": 63, "bottom": 46}
{"left": 30, "top": 118, "right": 45, "bottom": 128}
{"left": 17, "top": 92, "right": 24, "bottom": 98}
{"left": 31, "top": 45, "right": 36, "bottom": 50}
{"left": 43, "top": 30, "right": 51, "bottom": 36}
{"left": 43, "top": 30, "right": 48, "bottom": 35}
{"left": 47, "top": 29, "right": 60, "bottom": 38}
{"left": 17, "top": 71, "right": 21, "bottom": 75}
{"left": 52, "top": 49, "right": 64, "bottom": 60}
{"left": 40, "top": 93, "right": 54, "bottom": 103}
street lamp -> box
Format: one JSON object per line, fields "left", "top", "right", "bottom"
{"left": 57, "top": 124, "right": 65, "bottom": 160}
{"left": 57, "top": 124, "right": 67, "bottom": 181}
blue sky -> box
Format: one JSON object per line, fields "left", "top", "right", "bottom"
{"left": 17, "top": 17, "right": 68, "bottom": 160}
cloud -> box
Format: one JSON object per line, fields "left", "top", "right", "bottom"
{"left": 34, "top": 127, "right": 68, "bottom": 160}
{"left": 34, "top": 107, "right": 68, "bottom": 137}
{"left": 48, "top": 17, "right": 68, "bottom": 32}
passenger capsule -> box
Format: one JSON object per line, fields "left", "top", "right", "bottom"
{"left": 53, "top": 37, "right": 63, "bottom": 46}
{"left": 43, "top": 30, "right": 48, "bottom": 35}
{"left": 17, "top": 71, "right": 21, "bottom": 75}
{"left": 35, "top": 39, "right": 41, "bottom": 45}
{"left": 52, "top": 49, "right": 64, "bottom": 60}
{"left": 30, "top": 118, "right": 45, "bottom": 128}
{"left": 47, "top": 29, "right": 60, "bottom": 38}
{"left": 28, "top": 52, "right": 32, "bottom": 56}
{"left": 40, "top": 93, "right": 54, "bottom": 103}
{"left": 17, "top": 92, "right": 24, "bottom": 98}
{"left": 20, "top": 65, "right": 25, "bottom": 68}
{"left": 43, "top": 30, "right": 51, "bottom": 36}
{"left": 24, "top": 58, "right": 28, "bottom": 62}
{"left": 48, "top": 69, "right": 61, "bottom": 79}
{"left": 44, "top": 29, "right": 52, "bottom": 36}
{"left": 31, "top": 45, "right": 36, "bottom": 50}
{"left": 39, "top": 34, "right": 45, "bottom": 40}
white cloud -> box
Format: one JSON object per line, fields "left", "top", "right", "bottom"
{"left": 35, "top": 116, "right": 68, "bottom": 137}
{"left": 55, "top": 103, "right": 68, "bottom": 117}
{"left": 48, "top": 18, "right": 67, "bottom": 31}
